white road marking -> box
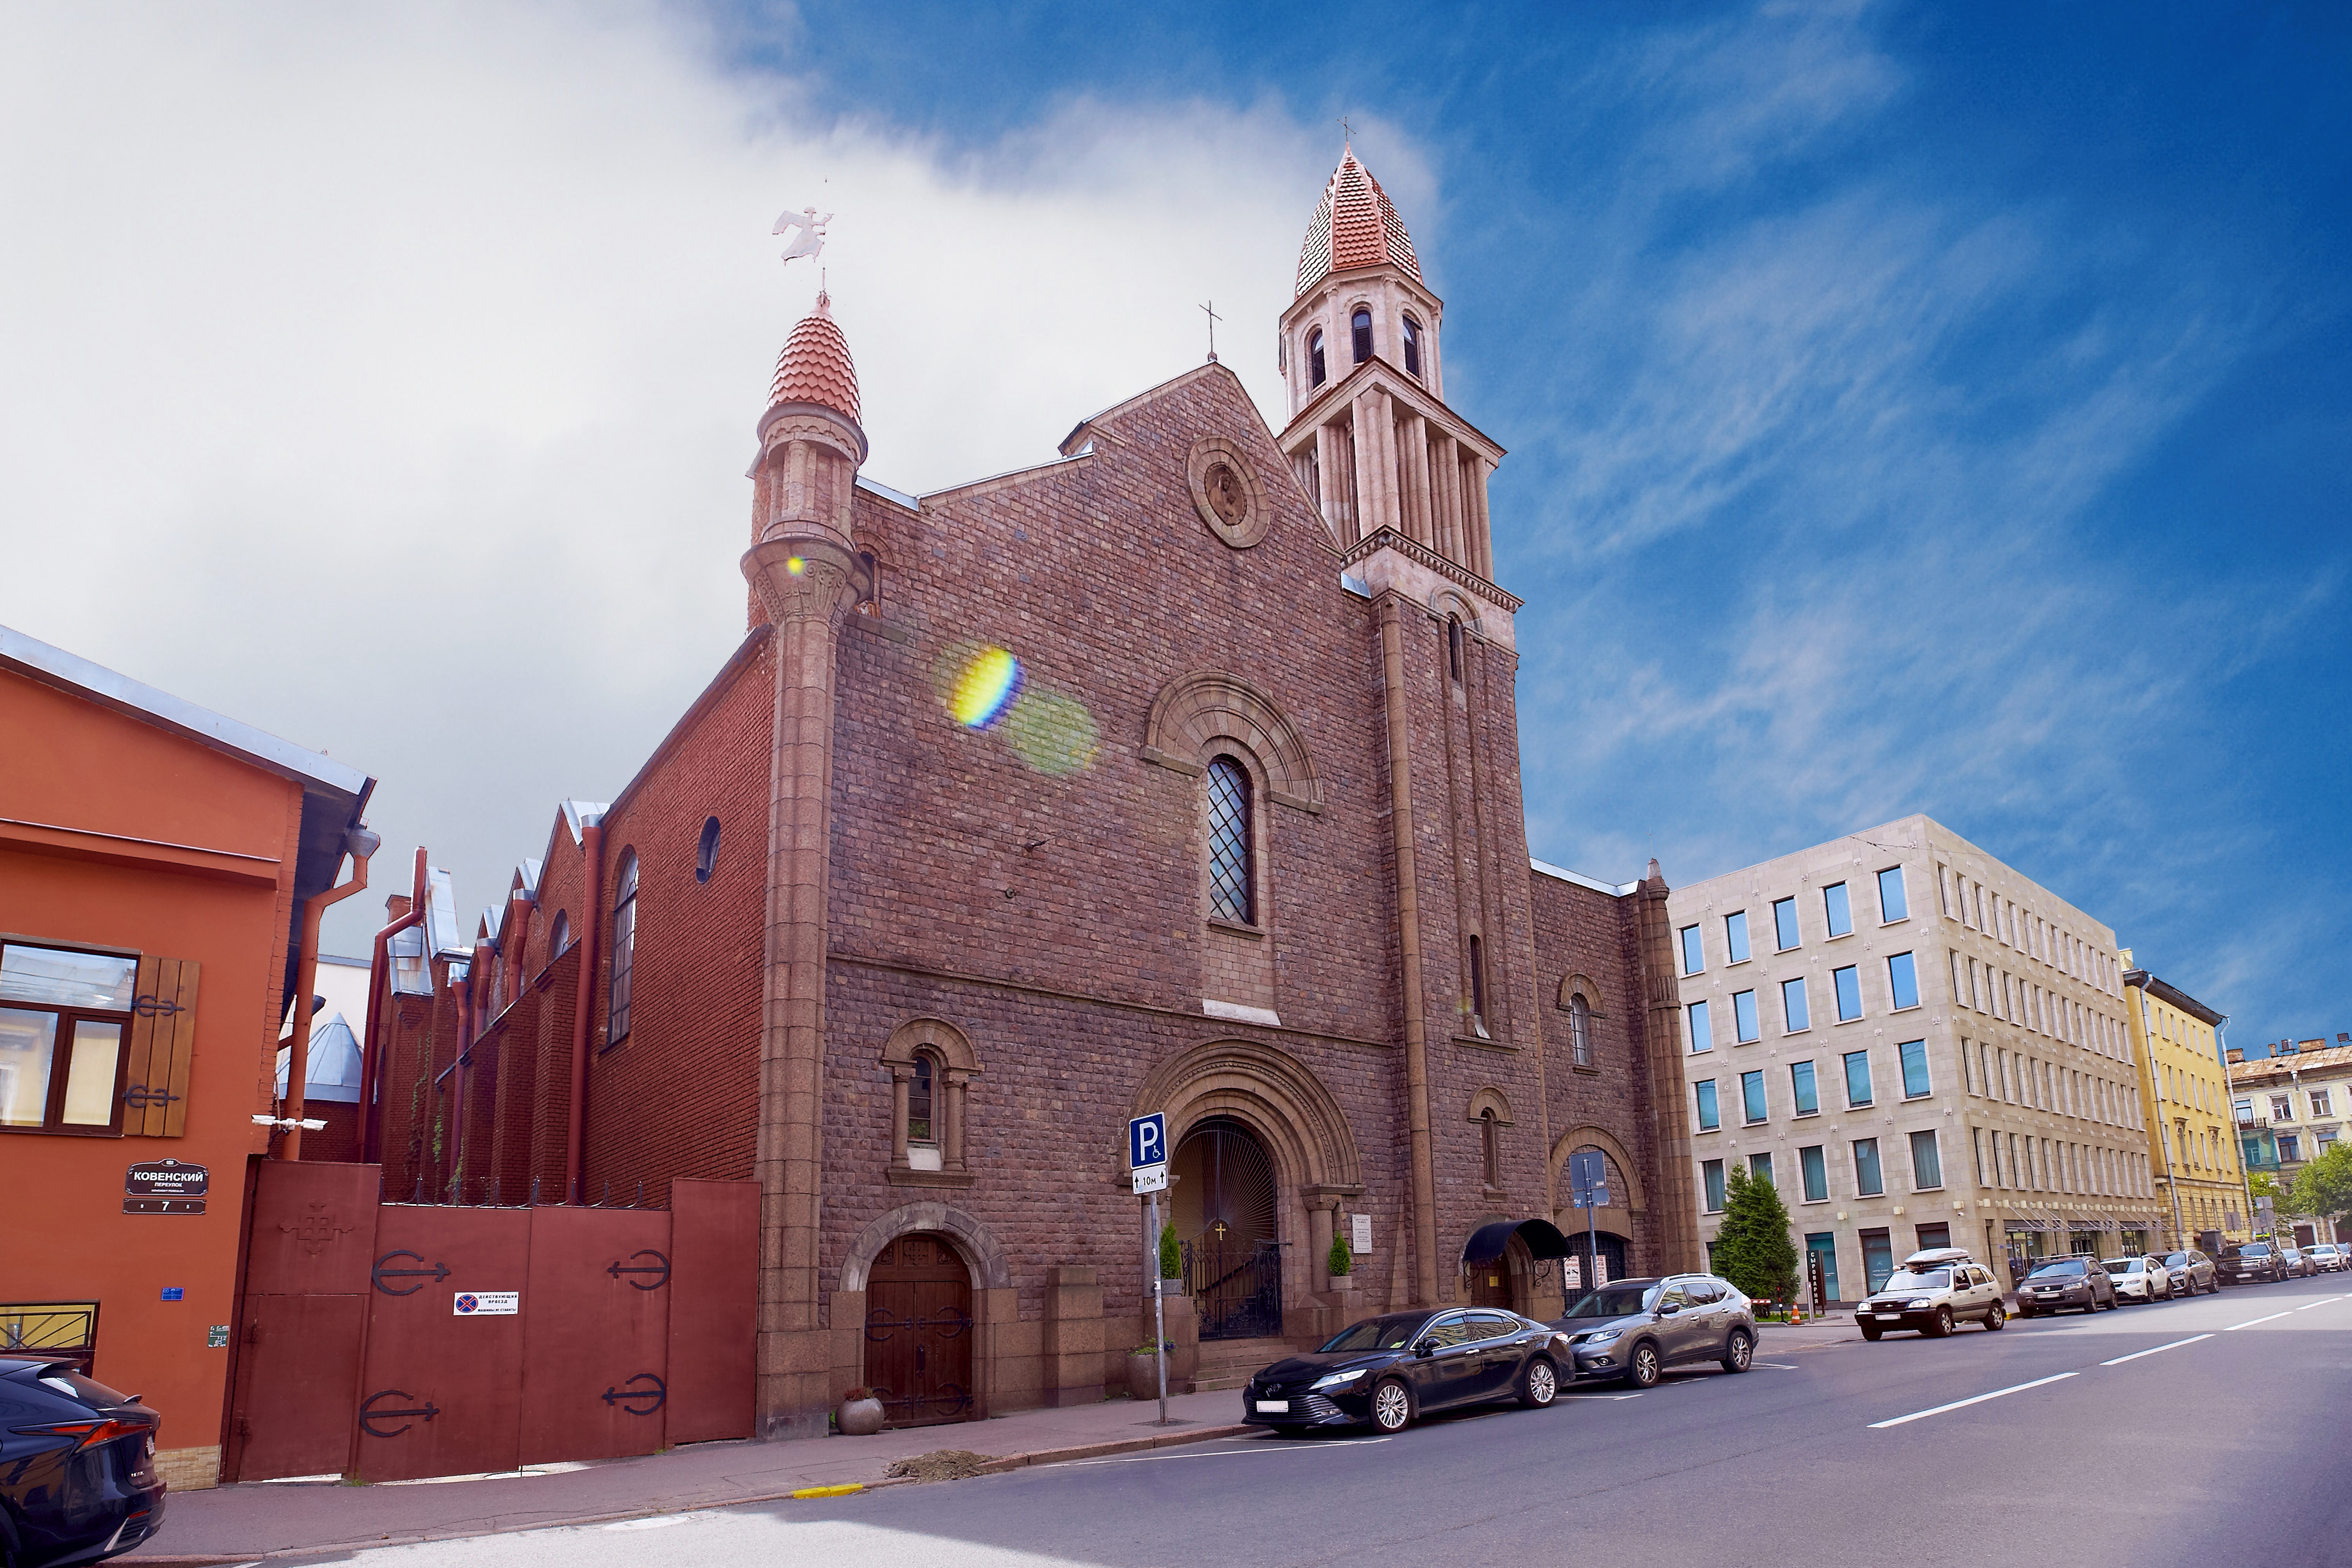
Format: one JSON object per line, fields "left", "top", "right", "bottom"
{"left": 2100, "top": 1334, "right": 2213, "bottom": 1366}
{"left": 1867, "top": 1373, "right": 2076, "bottom": 1429}
{"left": 1559, "top": 1392, "right": 1644, "bottom": 1401}
{"left": 2293, "top": 1296, "right": 2350, "bottom": 1311}
{"left": 1057, "top": 1437, "right": 1392, "bottom": 1467}
{"left": 2223, "top": 1310, "right": 2298, "bottom": 1331}
{"left": 379, "top": 1462, "right": 594, "bottom": 1485}
{"left": 1755, "top": 1363, "right": 1801, "bottom": 1370}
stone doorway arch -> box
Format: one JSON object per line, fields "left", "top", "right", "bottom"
{"left": 838, "top": 1201, "right": 1013, "bottom": 1422}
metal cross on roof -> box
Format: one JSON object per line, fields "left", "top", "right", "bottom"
{"left": 1200, "top": 298, "right": 1222, "bottom": 363}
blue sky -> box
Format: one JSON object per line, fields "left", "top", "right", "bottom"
{"left": 745, "top": 0, "right": 2349, "bottom": 1050}
{"left": 2, "top": 2, "right": 2342, "bottom": 1054}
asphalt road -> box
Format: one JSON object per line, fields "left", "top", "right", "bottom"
{"left": 308, "top": 1277, "right": 2352, "bottom": 1568}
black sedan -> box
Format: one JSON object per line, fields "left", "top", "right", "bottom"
{"left": 1241, "top": 1309, "right": 1567, "bottom": 1434}
{"left": 0, "top": 1358, "right": 166, "bottom": 1568}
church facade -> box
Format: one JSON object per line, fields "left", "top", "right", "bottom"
{"left": 368, "top": 150, "right": 1700, "bottom": 1438}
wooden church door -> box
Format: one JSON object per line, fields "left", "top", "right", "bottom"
{"left": 864, "top": 1233, "right": 974, "bottom": 1426}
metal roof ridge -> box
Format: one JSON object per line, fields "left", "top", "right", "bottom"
{"left": 1531, "top": 857, "right": 1639, "bottom": 897}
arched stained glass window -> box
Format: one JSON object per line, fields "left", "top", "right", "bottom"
{"left": 607, "top": 850, "right": 639, "bottom": 1047}
{"left": 1351, "top": 308, "right": 1373, "bottom": 364}
{"left": 550, "top": 910, "right": 570, "bottom": 956}
{"left": 1569, "top": 994, "right": 1593, "bottom": 1066}
{"left": 1469, "top": 933, "right": 1487, "bottom": 1021}
{"left": 1308, "top": 328, "right": 1327, "bottom": 387}
{"left": 1206, "top": 757, "right": 1255, "bottom": 925}
{"left": 909, "top": 1053, "right": 936, "bottom": 1145}
{"left": 1482, "top": 1108, "right": 1500, "bottom": 1187}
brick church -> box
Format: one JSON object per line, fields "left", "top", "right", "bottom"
{"left": 364, "top": 147, "right": 1700, "bottom": 1437}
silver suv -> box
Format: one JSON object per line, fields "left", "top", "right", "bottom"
{"left": 1860, "top": 1247, "right": 2007, "bottom": 1339}
{"left": 1550, "top": 1273, "right": 1759, "bottom": 1388}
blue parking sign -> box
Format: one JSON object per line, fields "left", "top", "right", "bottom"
{"left": 1129, "top": 1112, "right": 1167, "bottom": 1171}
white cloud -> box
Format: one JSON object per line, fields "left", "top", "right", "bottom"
{"left": 0, "top": 1, "right": 1360, "bottom": 946}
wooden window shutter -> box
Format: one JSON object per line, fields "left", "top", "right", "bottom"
{"left": 122, "top": 956, "right": 201, "bottom": 1137}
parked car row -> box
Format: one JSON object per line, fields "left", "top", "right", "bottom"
{"left": 1241, "top": 1272, "right": 1760, "bottom": 1434}
{"left": 2219, "top": 1240, "right": 2340, "bottom": 1282}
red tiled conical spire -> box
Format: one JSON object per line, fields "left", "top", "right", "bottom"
{"left": 1296, "top": 148, "right": 1420, "bottom": 298}
{"left": 766, "top": 292, "right": 861, "bottom": 425}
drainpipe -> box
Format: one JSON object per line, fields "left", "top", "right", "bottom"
{"left": 567, "top": 820, "right": 605, "bottom": 1204}
{"left": 1376, "top": 594, "right": 1439, "bottom": 1307}
{"left": 280, "top": 828, "right": 375, "bottom": 1161}
{"left": 445, "top": 949, "right": 487, "bottom": 1201}
{"left": 359, "top": 849, "right": 429, "bottom": 1166}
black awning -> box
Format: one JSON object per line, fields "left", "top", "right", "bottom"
{"left": 1462, "top": 1218, "right": 1574, "bottom": 1265}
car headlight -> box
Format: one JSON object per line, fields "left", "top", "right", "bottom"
{"left": 1906, "top": 1299, "right": 1931, "bottom": 1309}
{"left": 1310, "top": 1367, "right": 1366, "bottom": 1391}
{"left": 1579, "top": 1328, "right": 1622, "bottom": 1345}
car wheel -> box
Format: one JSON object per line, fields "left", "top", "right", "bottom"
{"left": 1721, "top": 1329, "right": 1754, "bottom": 1373}
{"left": 1519, "top": 1357, "right": 1559, "bottom": 1408}
{"left": 2016, "top": 1304, "right": 2034, "bottom": 1318}
{"left": 1984, "top": 1301, "right": 2006, "bottom": 1331}
{"left": 1928, "top": 1306, "right": 1954, "bottom": 1338}
{"left": 1860, "top": 1323, "right": 1882, "bottom": 1340}
{"left": 1370, "top": 1378, "right": 1413, "bottom": 1434}
{"left": 1624, "top": 1340, "right": 1663, "bottom": 1388}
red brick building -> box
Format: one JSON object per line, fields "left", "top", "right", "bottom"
{"left": 369, "top": 149, "right": 1699, "bottom": 1437}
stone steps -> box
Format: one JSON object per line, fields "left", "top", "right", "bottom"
{"left": 1191, "top": 1336, "right": 1297, "bottom": 1391}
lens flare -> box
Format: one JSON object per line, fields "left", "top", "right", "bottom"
{"left": 947, "top": 646, "right": 1023, "bottom": 729}
{"left": 1006, "top": 692, "right": 1101, "bottom": 776}
{"left": 787, "top": 556, "right": 806, "bottom": 576}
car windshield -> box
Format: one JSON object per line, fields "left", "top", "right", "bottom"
{"left": 1317, "top": 1314, "right": 1433, "bottom": 1354}
{"left": 2163, "top": 1253, "right": 2189, "bottom": 1266}
{"left": 1879, "top": 1268, "right": 1951, "bottom": 1291}
{"left": 33, "top": 1368, "right": 133, "bottom": 1407}
{"left": 1561, "top": 1285, "right": 1658, "bottom": 1320}
{"left": 2028, "top": 1259, "right": 2087, "bottom": 1277}
{"left": 2240, "top": 1244, "right": 2272, "bottom": 1257}
{"left": 2101, "top": 1260, "right": 2135, "bottom": 1274}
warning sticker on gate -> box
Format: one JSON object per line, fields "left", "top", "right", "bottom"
{"left": 453, "top": 1291, "right": 520, "bottom": 1316}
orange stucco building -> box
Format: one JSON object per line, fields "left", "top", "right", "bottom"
{"left": 1, "top": 625, "right": 375, "bottom": 1490}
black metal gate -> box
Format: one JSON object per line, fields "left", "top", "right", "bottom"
{"left": 1185, "top": 1236, "right": 1282, "bottom": 1340}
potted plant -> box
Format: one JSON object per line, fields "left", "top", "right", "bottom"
{"left": 835, "top": 1386, "right": 885, "bottom": 1437}
{"left": 1127, "top": 1341, "right": 1172, "bottom": 1402}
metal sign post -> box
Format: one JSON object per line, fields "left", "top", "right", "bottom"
{"left": 1130, "top": 1112, "right": 1170, "bottom": 1424}
{"left": 1567, "top": 1149, "right": 1610, "bottom": 1302}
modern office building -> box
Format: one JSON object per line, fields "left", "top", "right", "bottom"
{"left": 1668, "top": 814, "right": 2162, "bottom": 1302}
{"left": 2121, "top": 961, "right": 2246, "bottom": 1251}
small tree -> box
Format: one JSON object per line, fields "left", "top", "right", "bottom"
{"left": 1713, "top": 1165, "right": 1799, "bottom": 1304}
{"left": 2287, "top": 1145, "right": 2352, "bottom": 1233}
{"left": 1327, "top": 1226, "right": 1352, "bottom": 1277}
{"left": 1159, "top": 1222, "right": 1181, "bottom": 1280}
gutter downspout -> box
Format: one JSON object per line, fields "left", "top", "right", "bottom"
{"left": 281, "top": 842, "right": 371, "bottom": 1162}
{"left": 359, "top": 849, "right": 429, "bottom": 1166}
{"left": 1377, "top": 595, "right": 1438, "bottom": 1308}
{"left": 448, "top": 953, "right": 481, "bottom": 1201}
{"left": 567, "top": 820, "right": 606, "bottom": 1204}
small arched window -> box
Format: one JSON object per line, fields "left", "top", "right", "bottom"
{"left": 1206, "top": 756, "right": 1255, "bottom": 925}
{"left": 908, "top": 1053, "right": 936, "bottom": 1145}
{"left": 550, "top": 910, "right": 570, "bottom": 957}
{"left": 1308, "top": 328, "right": 1327, "bottom": 387}
{"left": 1569, "top": 994, "right": 1593, "bottom": 1066}
{"left": 1481, "top": 1108, "right": 1500, "bottom": 1187}
{"left": 1447, "top": 616, "right": 1463, "bottom": 682}
{"left": 695, "top": 816, "right": 721, "bottom": 884}
{"left": 607, "top": 850, "right": 638, "bottom": 1047}
{"left": 1468, "top": 933, "right": 1488, "bottom": 1023}
{"left": 1402, "top": 315, "right": 1422, "bottom": 378}
{"left": 1351, "top": 307, "right": 1373, "bottom": 364}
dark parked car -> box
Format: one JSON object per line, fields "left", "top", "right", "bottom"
{"left": 1549, "top": 1274, "right": 1758, "bottom": 1388}
{"left": 2221, "top": 1241, "right": 2287, "bottom": 1285}
{"left": 0, "top": 1358, "right": 165, "bottom": 1568}
{"left": 1241, "top": 1309, "right": 1567, "bottom": 1435}
{"left": 2014, "top": 1256, "right": 2117, "bottom": 1315}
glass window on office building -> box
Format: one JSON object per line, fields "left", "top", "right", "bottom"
{"left": 1742, "top": 1070, "right": 1767, "bottom": 1124}
{"left": 1724, "top": 910, "right": 1750, "bottom": 963}
{"left": 1687, "top": 999, "right": 1712, "bottom": 1054}
{"left": 1887, "top": 952, "right": 1919, "bottom": 1011}
{"left": 1823, "top": 882, "right": 1853, "bottom": 937}
{"left": 1733, "top": 989, "right": 1759, "bottom": 1043}
{"left": 1844, "top": 1050, "right": 1874, "bottom": 1108}
{"left": 1833, "top": 965, "right": 1862, "bottom": 1021}
{"left": 1800, "top": 1144, "right": 1828, "bottom": 1201}
{"left": 1749, "top": 1151, "right": 1773, "bottom": 1185}
{"left": 1679, "top": 924, "right": 1704, "bottom": 975}
{"left": 1877, "top": 866, "right": 1908, "bottom": 922}
{"left": 1695, "top": 1079, "right": 1720, "bottom": 1131}
{"left": 1909, "top": 1129, "right": 1942, "bottom": 1189}
{"left": 1899, "top": 1038, "right": 1931, "bottom": 1099}
{"left": 1853, "top": 1137, "right": 1885, "bottom": 1196}
{"left": 1860, "top": 1228, "right": 1896, "bottom": 1293}
{"left": 1791, "top": 1060, "right": 1819, "bottom": 1116}
{"left": 1782, "top": 977, "right": 1809, "bottom": 1032}
{"left": 1807, "top": 1232, "right": 1842, "bottom": 1300}
{"left": 1703, "top": 1158, "right": 1727, "bottom": 1213}
{"left": 1773, "top": 897, "right": 1799, "bottom": 951}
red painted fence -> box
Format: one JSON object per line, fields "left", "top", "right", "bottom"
{"left": 225, "top": 1161, "right": 754, "bottom": 1482}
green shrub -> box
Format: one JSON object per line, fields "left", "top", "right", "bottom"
{"left": 1327, "top": 1227, "right": 1351, "bottom": 1277}
{"left": 1159, "top": 1223, "right": 1181, "bottom": 1280}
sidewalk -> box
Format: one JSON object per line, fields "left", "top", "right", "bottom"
{"left": 126, "top": 1389, "right": 1256, "bottom": 1565}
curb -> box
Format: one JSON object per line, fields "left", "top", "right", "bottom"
{"left": 124, "top": 1420, "right": 1261, "bottom": 1564}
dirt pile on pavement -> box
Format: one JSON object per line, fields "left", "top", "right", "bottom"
{"left": 883, "top": 1449, "right": 997, "bottom": 1483}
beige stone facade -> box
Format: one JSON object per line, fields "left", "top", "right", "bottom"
{"left": 2228, "top": 1037, "right": 2352, "bottom": 1244}
{"left": 1667, "top": 815, "right": 2162, "bottom": 1302}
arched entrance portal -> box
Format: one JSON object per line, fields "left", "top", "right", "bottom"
{"left": 863, "top": 1232, "right": 974, "bottom": 1426}
{"left": 1172, "top": 1117, "right": 1280, "bottom": 1340}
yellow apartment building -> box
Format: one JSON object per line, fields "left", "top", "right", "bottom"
{"left": 2122, "top": 959, "right": 2246, "bottom": 1251}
